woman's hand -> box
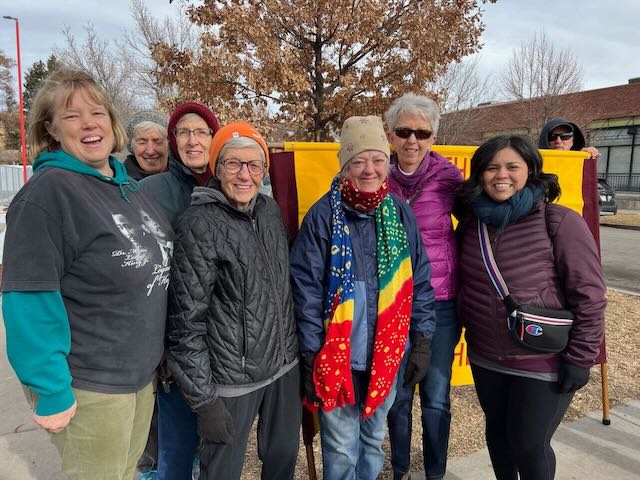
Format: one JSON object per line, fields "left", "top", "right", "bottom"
{"left": 33, "top": 401, "right": 77, "bottom": 433}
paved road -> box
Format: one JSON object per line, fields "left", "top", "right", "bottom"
{"left": 600, "top": 226, "right": 640, "bottom": 294}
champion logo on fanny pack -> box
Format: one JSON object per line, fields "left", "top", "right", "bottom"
{"left": 526, "top": 324, "right": 544, "bottom": 337}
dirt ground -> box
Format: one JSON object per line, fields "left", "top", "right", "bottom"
{"left": 238, "top": 290, "right": 640, "bottom": 479}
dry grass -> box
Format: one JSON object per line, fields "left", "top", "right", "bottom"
{"left": 241, "top": 290, "right": 640, "bottom": 479}
{"left": 600, "top": 213, "right": 640, "bottom": 226}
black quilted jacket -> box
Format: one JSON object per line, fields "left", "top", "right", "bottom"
{"left": 166, "top": 187, "right": 298, "bottom": 409}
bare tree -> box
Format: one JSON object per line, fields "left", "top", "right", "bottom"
{"left": 434, "top": 57, "right": 493, "bottom": 145}
{"left": 56, "top": 23, "right": 140, "bottom": 120}
{"left": 501, "top": 31, "right": 583, "bottom": 136}
{"left": 118, "top": 0, "right": 200, "bottom": 106}
{"left": 0, "top": 49, "right": 16, "bottom": 111}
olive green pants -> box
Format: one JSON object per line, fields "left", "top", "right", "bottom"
{"left": 49, "top": 382, "right": 155, "bottom": 480}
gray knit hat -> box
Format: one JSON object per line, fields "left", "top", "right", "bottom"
{"left": 338, "top": 115, "right": 390, "bottom": 169}
{"left": 126, "top": 110, "right": 168, "bottom": 153}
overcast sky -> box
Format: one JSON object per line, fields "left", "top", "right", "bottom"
{"left": 1, "top": 0, "right": 638, "bottom": 101}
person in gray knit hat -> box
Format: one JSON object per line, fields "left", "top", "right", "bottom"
{"left": 290, "top": 115, "right": 436, "bottom": 480}
{"left": 124, "top": 110, "right": 169, "bottom": 180}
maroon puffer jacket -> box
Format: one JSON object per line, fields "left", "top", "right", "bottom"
{"left": 458, "top": 202, "right": 606, "bottom": 373}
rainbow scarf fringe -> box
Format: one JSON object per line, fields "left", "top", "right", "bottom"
{"left": 309, "top": 176, "right": 413, "bottom": 418}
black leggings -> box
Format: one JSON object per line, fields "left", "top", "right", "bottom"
{"left": 471, "top": 364, "right": 574, "bottom": 480}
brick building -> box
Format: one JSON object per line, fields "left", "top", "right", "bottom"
{"left": 441, "top": 79, "right": 640, "bottom": 192}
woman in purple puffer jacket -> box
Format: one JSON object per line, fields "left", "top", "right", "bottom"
{"left": 385, "top": 93, "right": 463, "bottom": 480}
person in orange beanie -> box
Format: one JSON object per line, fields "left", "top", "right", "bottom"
{"left": 166, "top": 121, "right": 301, "bottom": 479}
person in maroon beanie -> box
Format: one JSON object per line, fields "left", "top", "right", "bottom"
{"left": 140, "top": 101, "right": 220, "bottom": 479}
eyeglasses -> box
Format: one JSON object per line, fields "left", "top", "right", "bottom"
{"left": 548, "top": 132, "right": 574, "bottom": 141}
{"left": 219, "top": 159, "right": 266, "bottom": 176}
{"left": 394, "top": 128, "right": 433, "bottom": 140}
{"left": 173, "top": 128, "right": 213, "bottom": 140}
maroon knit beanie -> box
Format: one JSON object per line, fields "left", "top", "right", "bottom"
{"left": 167, "top": 102, "right": 220, "bottom": 166}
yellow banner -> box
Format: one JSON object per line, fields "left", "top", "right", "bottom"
{"left": 283, "top": 143, "right": 590, "bottom": 386}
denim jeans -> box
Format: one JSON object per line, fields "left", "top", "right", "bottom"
{"left": 319, "top": 370, "right": 399, "bottom": 480}
{"left": 156, "top": 383, "right": 198, "bottom": 480}
{"left": 387, "top": 300, "right": 460, "bottom": 479}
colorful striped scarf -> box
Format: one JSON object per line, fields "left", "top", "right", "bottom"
{"left": 309, "top": 176, "right": 414, "bottom": 418}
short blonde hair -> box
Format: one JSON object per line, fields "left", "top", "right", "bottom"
{"left": 27, "top": 68, "right": 127, "bottom": 159}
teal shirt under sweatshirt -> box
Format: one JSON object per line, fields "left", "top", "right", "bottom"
{"left": 2, "top": 150, "right": 172, "bottom": 416}
{"left": 3, "top": 292, "right": 75, "bottom": 415}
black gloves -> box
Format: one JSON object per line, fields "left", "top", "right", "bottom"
{"left": 403, "top": 332, "right": 432, "bottom": 389}
{"left": 196, "top": 397, "right": 234, "bottom": 443}
{"left": 557, "top": 363, "right": 590, "bottom": 393}
{"left": 301, "top": 353, "right": 321, "bottom": 405}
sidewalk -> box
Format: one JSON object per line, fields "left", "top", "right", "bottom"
{"left": 443, "top": 401, "right": 640, "bottom": 479}
{"left": 2, "top": 309, "right": 640, "bottom": 480}
{"left": 0, "top": 315, "right": 62, "bottom": 480}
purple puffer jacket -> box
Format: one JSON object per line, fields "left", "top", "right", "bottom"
{"left": 458, "top": 202, "right": 606, "bottom": 373}
{"left": 388, "top": 150, "right": 463, "bottom": 301}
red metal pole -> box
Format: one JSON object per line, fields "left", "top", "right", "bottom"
{"left": 13, "top": 19, "right": 28, "bottom": 184}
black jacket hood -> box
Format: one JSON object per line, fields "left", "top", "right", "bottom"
{"left": 538, "top": 117, "right": 585, "bottom": 150}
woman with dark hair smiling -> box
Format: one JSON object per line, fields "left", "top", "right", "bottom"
{"left": 455, "top": 135, "right": 606, "bottom": 480}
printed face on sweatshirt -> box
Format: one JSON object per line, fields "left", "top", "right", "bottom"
{"left": 111, "top": 211, "right": 173, "bottom": 293}
{"left": 46, "top": 89, "right": 115, "bottom": 175}
{"left": 112, "top": 213, "right": 141, "bottom": 246}
{"left": 387, "top": 113, "right": 435, "bottom": 172}
{"left": 218, "top": 147, "right": 264, "bottom": 209}
{"left": 482, "top": 147, "right": 530, "bottom": 203}
{"left": 140, "top": 209, "right": 168, "bottom": 241}
{"left": 175, "top": 113, "right": 213, "bottom": 173}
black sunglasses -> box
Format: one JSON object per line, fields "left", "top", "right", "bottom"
{"left": 394, "top": 128, "right": 433, "bottom": 140}
{"left": 548, "top": 132, "right": 574, "bottom": 141}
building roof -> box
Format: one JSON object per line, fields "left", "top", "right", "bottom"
{"left": 441, "top": 81, "right": 640, "bottom": 145}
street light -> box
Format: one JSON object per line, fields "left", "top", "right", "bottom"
{"left": 2, "top": 15, "right": 28, "bottom": 184}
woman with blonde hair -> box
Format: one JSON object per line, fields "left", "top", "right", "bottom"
{"left": 2, "top": 68, "right": 171, "bottom": 479}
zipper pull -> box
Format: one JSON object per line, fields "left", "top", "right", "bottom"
{"left": 161, "top": 378, "right": 171, "bottom": 394}
{"left": 242, "top": 356, "right": 246, "bottom": 369}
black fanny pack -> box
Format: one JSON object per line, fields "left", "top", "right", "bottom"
{"left": 478, "top": 220, "right": 573, "bottom": 353}
{"left": 506, "top": 300, "right": 574, "bottom": 353}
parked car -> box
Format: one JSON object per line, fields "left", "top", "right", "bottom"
{"left": 598, "top": 179, "right": 618, "bottom": 215}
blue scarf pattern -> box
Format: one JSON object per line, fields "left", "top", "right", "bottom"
{"left": 471, "top": 185, "right": 544, "bottom": 233}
